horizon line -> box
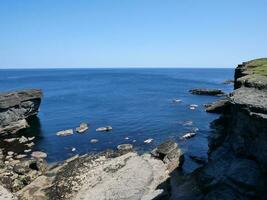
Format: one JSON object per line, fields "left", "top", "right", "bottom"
{"left": 0, "top": 66, "right": 235, "bottom": 69}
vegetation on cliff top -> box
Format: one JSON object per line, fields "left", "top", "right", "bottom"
{"left": 246, "top": 58, "right": 267, "bottom": 76}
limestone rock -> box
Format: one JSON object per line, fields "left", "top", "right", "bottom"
{"left": 0, "top": 89, "right": 42, "bottom": 135}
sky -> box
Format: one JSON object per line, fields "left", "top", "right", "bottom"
{"left": 0, "top": 0, "right": 266, "bottom": 68}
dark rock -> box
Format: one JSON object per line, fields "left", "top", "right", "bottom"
{"left": 189, "top": 89, "right": 225, "bottom": 96}
{"left": 204, "top": 99, "right": 230, "bottom": 114}
{"left": 0, "top": 89, "right": 42, "bottom": 135}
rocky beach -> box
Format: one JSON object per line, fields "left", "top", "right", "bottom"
{"left": 0, "top": 59, "right": 266, "bottom": 199}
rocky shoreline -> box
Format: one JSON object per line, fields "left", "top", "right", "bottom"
{"left": 180, "top": 58, "right": 267, "bottom": 200}
{"left": 0, "top": 58, "right": 266, "bottom": 199}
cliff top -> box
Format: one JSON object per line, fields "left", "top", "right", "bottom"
{"left": 245, "top": 58, "right": 267, "bottom": 76}
{"left": 0, "top": 89, "right": 42, "bottom": 109}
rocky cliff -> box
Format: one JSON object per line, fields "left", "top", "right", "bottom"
{"left": 196, "top": 59, "right": 267, "bottom": 200}
{"left": 0, "top": 89, "right": 42, "bottom": 135}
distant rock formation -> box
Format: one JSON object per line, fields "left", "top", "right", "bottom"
{"left": 0, "top": 89, "right": 42, "bottom": 135}
{"left": 189, "top": 88, "right": 225, "bottom": 96}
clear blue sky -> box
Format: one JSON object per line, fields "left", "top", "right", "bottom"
{"left": 0, "top": 0, "right": 266, "bottom": 68}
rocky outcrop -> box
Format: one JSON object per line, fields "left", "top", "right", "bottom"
{"left": 195, "top": 59, "right": 267, "bottom": 200}
{"left": 204, "top": 99, "right": 230, "bottom": 113}
{"left": 0, "top": 89, "right": 42, "bottom": 135}
{"left": 16, "top": 140, "right": 183, "bottom": 200}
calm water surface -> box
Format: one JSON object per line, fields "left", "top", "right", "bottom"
{"left": 0, "top": 68, "right": 233, "bottom": 172}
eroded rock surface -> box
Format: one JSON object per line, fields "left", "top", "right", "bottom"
{"left": 196, "top": 59, "right": 267, "bottom": 200}
{"left": 0, "top": 89, "right": 42, "bottom": 135}
{"left": 17, "top": 141, "right": 183, "bottom": 200}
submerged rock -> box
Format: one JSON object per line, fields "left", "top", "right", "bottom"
{"left": 75, "top": 123, "right": 89, "bottom": 133}
{"left": 0, "top": 89, "right": 42, "bottom": 135}
{"left": 117, "top": 144, "right": 133, "bottom": 153}
{"left": 96, "top": 126, "right": 112, "bottom": 132}
{"left": 56, "top": 129, "right": 73, "bottom": 136}
{"left": 189, "top": 88, "right": 225, "bottom": 96}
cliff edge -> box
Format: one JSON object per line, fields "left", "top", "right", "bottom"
{"left": 197, "top": 58, "right": 267, "bottom": 200}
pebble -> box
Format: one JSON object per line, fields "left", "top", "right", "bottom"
{"left": 7, "top": 151, "right": 14, "bottom": 156}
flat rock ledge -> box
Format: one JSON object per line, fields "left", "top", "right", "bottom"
{"left": 0, "top": 89, "right": 42, "bottom": 135}
{"left": 15, "top": 141, "right": 183, "bottom": 200}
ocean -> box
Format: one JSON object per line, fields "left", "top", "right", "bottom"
{"left": 0, "top": 68, "right": 233, "bottom": 172}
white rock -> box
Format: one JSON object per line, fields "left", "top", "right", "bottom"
{"left": 90, "top": 139, "right": 98, "bottom": 143}
{"left": 56, "top": 129, "right": 74, "bottom": 136}
{"left": 24, "top": 149, "right": 32, "bottom": 153}
{"left": 125, "top": 137, "right": 129, "bottom": 140}
{"left": 25, "top": 142, "right": 35, "bottom": 147}
{"left": 72, "top": 148, "right": 76, "bottom": 152}
{"left": 31, "top": 151, "right": 47, "bottom": 159}
{"left": 7, "top": 151, "right": 14, "bottom": 156}
{"left": 96, "top": 126, "right": 112, "bottom": 132}
{"left": 28, "top": 136, "right": 35, "bottom": 141}
{"left": 180, "top": 132, "right": 196, "bottom": 140}
{"left": 173, "top": 99, "right": 182, "bottom": 103}
{"left": 144, "top": 138, "right": 153, "bottom": 144}
{"left": 16, "top": 154, "right": 27, "bottom": 159}
{"left": 3, "top": 138, "right": 17, "bottom": 143}
{"left": 19, "top": 136, "right": 28, "bottom": 143}
{"left": 76, "top": 123, "right": 89, "bottom": 133}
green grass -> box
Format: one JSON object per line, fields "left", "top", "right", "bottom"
{"left": 246, "top": 58, "right": 267, "bottom": 76}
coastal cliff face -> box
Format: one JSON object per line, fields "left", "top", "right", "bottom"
{"left": 197, "top": 59, "right": 267, "bottom": 200}
{"left": 0, "top": 89, "right": 42, "bottom": 135}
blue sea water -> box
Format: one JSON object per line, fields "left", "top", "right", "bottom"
{"left": 0, "top": 68, "right": 233, "bottom": 172}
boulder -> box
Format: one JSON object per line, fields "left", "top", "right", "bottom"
{"left": 75, "top": 123, "right": 89, "bottom": 133}
{"left": 151, "top": 140, "right": 183, "bottom": 172}
{"left": 180, "top": 132, "right": 196, "bottom": 140}
{"left": 0, "top": 89, "right": 42, "bottom": 135}
{"left": 56, "top": 129, "right": 73, "bottom": 136}
{"left": 189, "top": 89, "right": 225, "bottom": 96}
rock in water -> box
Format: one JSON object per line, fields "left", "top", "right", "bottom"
{"left": 56, "top": 129, "right": 73, "bottom": 136}
{"left": 90, "top": 139, "right": 98, "bottom": 143}
{"left": 96, "top": 126, "right": 112, "bottom": 132}
{"left": 0, "top": 89, "right": 42, "bottom": 135}
{"left": 144, "top": 138, "right": 153, "bottom": 144}
{"left": 75, "top": 123, "right": 89, "bottom": 133}
{"left": 180, "top": 132, "right": 196, "bottom": 140}
{"left": 117, "top": 144, "right": 133, "bottom": 153}
{"left": 31, "top": 151, "right": 47, "bottom": 159}
{"left": 189, "top": 88, "right": 225, "bottom": 96}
